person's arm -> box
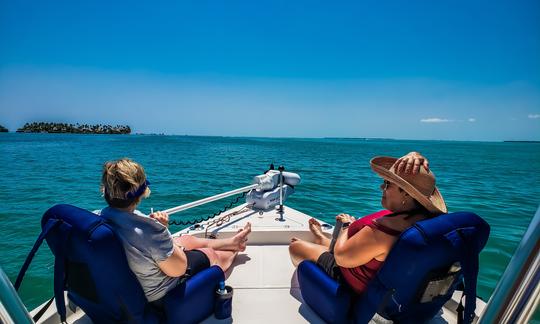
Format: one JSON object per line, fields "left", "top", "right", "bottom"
{"left": 333, "top": 214, "right": 394, "bottom": 268}
{"left": 150, "top": 211, "right": 169, "bottom": 228}
{"left": 148, "top": 211, "right": 188, "bottom": 277}
{"left": 157, "top": 244, "right": 188, "bottom": 277}
{"left": 393, "top": 152, "right": 430, "bottom": 174}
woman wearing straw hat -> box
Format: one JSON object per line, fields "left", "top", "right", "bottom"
{"left": 289, "top": 152, "right": 447, "bottom": 295}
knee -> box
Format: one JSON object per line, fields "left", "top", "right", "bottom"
{"left": 176, "top": 235, "right": 197, "bottom": 247}
{"left": 198, "top": 248, "right": 218, "bottom": 266}
{"left": 289, "top": 241, "right": 302, "bottom": 255}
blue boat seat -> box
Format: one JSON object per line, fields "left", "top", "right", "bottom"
{"left": 297, "top": 211, "right": 490, "bottom": 324}
{"left": 41, "top": 204, "right": 225, "bottom": 324}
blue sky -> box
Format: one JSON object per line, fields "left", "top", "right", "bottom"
{"left": 1, "top": 1, "right": 539, "bottom": 140}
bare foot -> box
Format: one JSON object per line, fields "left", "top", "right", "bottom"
{"left": 308, "top": 218, "right": 326, "bottom": 245}
{"left": 290, "top": 237, "right": 300, "bottom": 243}
{"left": 232, "top": 222, "right": 251, "bottom": 252}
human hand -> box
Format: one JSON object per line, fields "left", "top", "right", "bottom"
{"left": 150, "top": 211, "right": 169, "bottom": 228}
{"left": 336, "top": 213, "right": 355, "bottom": 225}
{"left": 393, "top": 151, "right": 430, "bottom": 175}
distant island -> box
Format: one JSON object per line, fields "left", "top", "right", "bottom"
{"left": 503, "top": 140, "right": 540, "bottom": 143}
{"left": 16, "top": 122, "right": 131, "bottom": 134}
{"left": 0, "top": 125, "right": 8, "bottom": 132}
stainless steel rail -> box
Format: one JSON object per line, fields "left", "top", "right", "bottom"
{"left": 163, "top": 184, "right": 259, "bottom": 215}
{"left": 478, "top": 205, "right": 540, "bottom": 324}
{"left": 0, "top": 266, "right": 33, "bottom": 324}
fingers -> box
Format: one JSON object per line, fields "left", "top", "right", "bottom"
{"left": 405, "top": 158, "right": 415, "bottom": 174}
{"left": 150, "top": 211, "right": 169, "bottom": 226}
{"left": 336, "top": 213, "right": 355, "bottom": 223}
{"left": 411, "top": 158, "right": 421, "bottom": 175}
{"left": 393, "top": 158, "right": 406, "bottom": 174}
{"left": 394, "top": 152, "right": 430, "bottom": 175}
{"left": 150, "top": 211, "right": 165, "bottom": 219}
{"left": 393, "top": 157, "right": 411, "bottom": 174}
{"left": 423, "top": 160, "right": 430, "bottom": 173}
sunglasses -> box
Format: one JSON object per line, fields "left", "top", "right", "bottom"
{"left": 382, "top": 180, "right": 392, "bottom": 191}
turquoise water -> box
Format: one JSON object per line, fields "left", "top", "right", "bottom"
{"left": 1, "top": 133, "right": 539, "bottom": 315}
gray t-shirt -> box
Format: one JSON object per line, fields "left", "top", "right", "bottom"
{"left": 97, "top": 207, "right": 178, "bottom": 302}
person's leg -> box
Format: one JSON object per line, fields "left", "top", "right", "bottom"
{"left": 288, "top": 239, "right": 328, "bottom": 267}
{"left": 309, "top": 218, "right": 331, "bottom": 247}
{"left": 215, "top": 250, "right": 238, "bottom": 272}
{"left": 174, "top": 222, "right": 251, "bottom": 252}
{"left": 196, "top": 248, "right": 238, "bottom": 272}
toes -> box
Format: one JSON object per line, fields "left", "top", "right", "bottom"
{"left": 236, "top": 223, "right": 252, "bottom": 239}
{"left": 239, "top": 230, "right": 250, "bottom": 239}
{"left": 309, "top": 218, "right": 321, "bottom": 227}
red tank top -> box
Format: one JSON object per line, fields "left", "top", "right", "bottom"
{"left": 339, "top": 210, "right": 402, "bottom": 295}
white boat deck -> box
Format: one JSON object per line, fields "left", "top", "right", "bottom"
{"left": 201, "top": 245, "right": 324, "bottom": 323}
{"left": 33, "top": 204, "right": 486, "bottom": 323}
{"left": 183, "top": 205, "right": 326, "bottom": 323}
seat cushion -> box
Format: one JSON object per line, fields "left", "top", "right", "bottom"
{"left": 297, "top": 260, "right": 351, "bottom": 324}
{"left": 297, "top": 211, "right": 490, "bottom": 324}
{"left": 164, "top": 265, "right": 225, "bottom": 324}
{"left": 43, "top": 204, "right": 226, "bottom": 324}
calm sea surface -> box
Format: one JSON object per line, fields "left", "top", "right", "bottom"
{"left": 1, "top": 133, "right": 539, "bottom": 315}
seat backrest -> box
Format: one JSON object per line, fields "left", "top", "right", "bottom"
{"left": 353, "top": 211, "right": 490, "bottom": 323}
{"left": 43, "top": 204, "right": 158, "bottom": 324}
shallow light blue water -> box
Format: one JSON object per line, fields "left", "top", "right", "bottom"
{"left": 1, "top": 133, "right": 539, "bottom": 315}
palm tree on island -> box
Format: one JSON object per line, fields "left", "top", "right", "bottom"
{"left": 16, "top": 122, "right": 131, "bottom": 134}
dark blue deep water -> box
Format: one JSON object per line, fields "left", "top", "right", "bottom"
{"left": 1, "top": 133, "right": 539, "bottom": 315}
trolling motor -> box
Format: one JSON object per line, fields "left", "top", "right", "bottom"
{"left": 163, "top": 165, "right": 301, "bottom": 217}
{"left": 246, "top": 165, "right": 301, "bottom": 212}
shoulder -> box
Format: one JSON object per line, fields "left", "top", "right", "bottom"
{"left": 352, "top": 210, "right": 392, "bottom": 225}
{"left": 375, "top": 213, "right": 427, "bottom": 233}
{"left": 348, "top": 210, "right": 391, "bottom": 234}
{"left": 101, "top": 208, "right": 169, "bottom": 234}
{"left": 374, "top": 217, "right": 407, "bottom": 232}
{"left": 130, "top": 211, "right": 171, "bottom": 236}
{"left": 352, "top": 224, "right": 397, "bottom": 249}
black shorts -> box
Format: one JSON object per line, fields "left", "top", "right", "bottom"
{"left": 184, "top": 249, "right": 211, "bottom": 277}
{"left": 317, "top": 251, "right": 344, "bottom": 282}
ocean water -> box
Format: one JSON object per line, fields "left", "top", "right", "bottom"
{"left": 1, "top": 133, "right": 539, "bottom": 316}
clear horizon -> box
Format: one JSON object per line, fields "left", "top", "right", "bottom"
{"left": 3, "top": 131, "right": 540, "bottom": 143}
{"left": 1, "top": 1, "right": 539, "bottom": 141}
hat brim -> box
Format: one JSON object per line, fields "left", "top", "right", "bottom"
{"left": 370, "top": 156, "right": 447, "bottom": 214}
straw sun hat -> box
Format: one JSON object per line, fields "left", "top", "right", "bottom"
{"left": 370, "top": 156, "right": 447, "bottom": 215}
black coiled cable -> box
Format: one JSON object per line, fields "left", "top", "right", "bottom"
{"left": 168, "top": 191, "right": 248, "bottom": 226}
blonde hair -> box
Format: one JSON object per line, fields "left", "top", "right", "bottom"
{"left": 101, "top": 158, "right": 151, "bottom": 208}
